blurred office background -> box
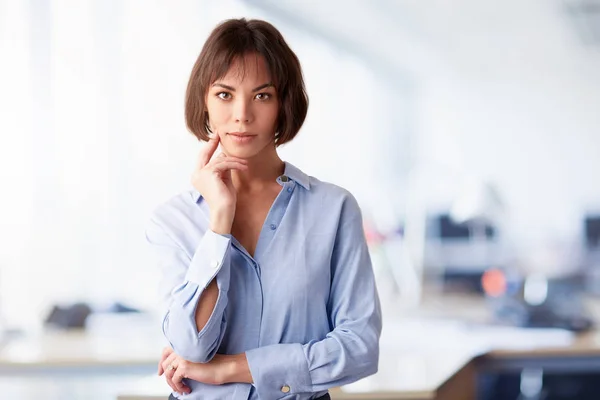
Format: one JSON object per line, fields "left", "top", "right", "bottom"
{"left": 1, "top": 0, "right": 600, "bottom": 399}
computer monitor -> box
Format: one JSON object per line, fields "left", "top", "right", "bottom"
{"left": 438, "top": 214, "right": 496, "bottom": 240}
{"left": 585, "top": 215, "right": 600, "bottom": 250}
{"left": 424, "top": 213, "right": 499, "bottom": 293}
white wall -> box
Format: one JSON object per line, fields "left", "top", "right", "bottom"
{"left": 1, "top": 0, "right": 599, "bottom": 328}
{"left": 252, "top": 0, "right": 600, "bottom": 273}
{"left": 0, "top": 0, "right": 396, "bottom": 328}
{"left": 406, "top": 0, "right": 600, "bottom": 250}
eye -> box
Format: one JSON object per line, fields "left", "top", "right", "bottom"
{"left": 254, "top": 93, "right": 271, "bottom": 101}
{"left": 216, "top": 92, "right": 231, "bottom": 100}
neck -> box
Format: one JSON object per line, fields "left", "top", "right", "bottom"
{"left": 231, "top": 147, "right": 284, "bottom": 193}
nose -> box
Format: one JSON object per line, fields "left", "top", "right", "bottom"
{"left": 233, "top": 98, "right": 253, "bottom": 124}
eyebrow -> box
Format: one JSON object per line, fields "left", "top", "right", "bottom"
{"left": 212, "top": 82, "right": 274, "bottom": 92}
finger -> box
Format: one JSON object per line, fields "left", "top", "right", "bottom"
{"left": 164, "top": 373, "right": 177, "bottom": 394}
{"left": 162, "top": 363, "right": 177, "bottom": 392}
{"left": 158, "top": 347, "right": 173, "bottom": 375}
{"left": 208, "top": 154, "right": 247, "bottom": 165}
{"left": 208, "top": 158, "right": 248, "bottom": 171}
{"left": 164, "top": 363, "right": 178, "bottom": 389}
{"left": 161, "top": 353, "right": 174, "bottom": 373}
{"left": 172, "top": 368, "right": 191, "bottom": 394}
{"left": 196, "top": 133, "right": 220, "bottom": 169}
{"left": 159, "top": 354, "right": 173, "bottom": 376}
{"left": 162, "top": 346, "right": 173, "bottom": 357}
{"left": 162, "top": 353, "right": 177, "bottom": 376}
{"left": 165, "top": 365, "right": 176, "bottom": 381}
{"left": 210, "top": 161, "right": 249, "bottom": 173}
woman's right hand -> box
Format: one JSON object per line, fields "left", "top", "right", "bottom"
{"left": 191, "top": 134, "right": 247, "bottom": 234}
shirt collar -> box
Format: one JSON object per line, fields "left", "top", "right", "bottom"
{"left": 191, "top": 161, "right": 310, "bottom": 203}
{"left": 282, "top": 161, "right": 310, "bottom": 190}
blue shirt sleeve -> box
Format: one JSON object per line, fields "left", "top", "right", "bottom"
{"left": 245, "top": 195, "right": 382, "bottom": 397}
{"left": 145, "top": 217, "right": 232, "bottom": 363}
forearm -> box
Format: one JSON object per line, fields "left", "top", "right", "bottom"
{"left": 194, "top": 278, "right": 219, "bottom": 332}
{"left": 183, "top": 353, "right": 253, "bottom": 385}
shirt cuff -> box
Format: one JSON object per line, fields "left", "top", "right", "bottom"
{"left": 246, "top": 343, "right": 312, "bottom": 399}
{"left": 184, "top": 229, "right": 231, "bottom": 290}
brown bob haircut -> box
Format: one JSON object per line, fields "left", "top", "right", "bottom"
{"left": 185, "top": 18, "right": 308, "bottom": 146}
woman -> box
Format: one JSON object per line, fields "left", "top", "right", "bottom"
{"left": 145, "top": 18, "right": 382, "bottom": 400}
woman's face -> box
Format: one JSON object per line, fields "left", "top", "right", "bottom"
{"left": 206, "top": 53, "right": 279, "bottom": 159}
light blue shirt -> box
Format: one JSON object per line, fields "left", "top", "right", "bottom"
{"left": 145, "top": 162, "right": 382, "bottom": 400}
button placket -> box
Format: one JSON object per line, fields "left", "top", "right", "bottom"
{"left": 253, "top": 176, "right": 293, "bottom": 260}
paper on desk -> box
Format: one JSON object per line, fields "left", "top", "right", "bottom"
{"left": 381, "top": 318, "right": 575, "bottom": 354}
{"left": 464, "top": 324, "right": 575, "bottom": 352}
{"left": 340, "top": 319, "right": 575, "bottom": 394}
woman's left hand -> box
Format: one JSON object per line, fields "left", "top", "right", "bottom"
{"left": 161, "top": 350, "right": 192, "bottom": 395}
{"left": 161, "top": 352, "right": 236, "bottom": 393}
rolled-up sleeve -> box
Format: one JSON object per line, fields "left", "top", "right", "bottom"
{"left": 145, "top": 217, "right": 231, "bottom": 363}
{"left": 245, "top": 195, "right": 382, "bottom": 398}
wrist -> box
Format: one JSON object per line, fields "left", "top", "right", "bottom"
{"left": 210, "top": 209, "right": 234, "bottom": 235}
{"left": 220, "top": 353, "right": 252, "bottom": 384}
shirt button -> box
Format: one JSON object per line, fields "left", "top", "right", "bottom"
{"left": 270, "top": 224, "right": 277, "bottom": 230}
{"left": 212, "top": 260, "right": 220, "bottom": 269}
{"left": 280, "top": 175, "right": 289, "bottom": 182}
{"left": 287, "top": 187, "right": 293, "bottom": 193}
{"left": 281, "top": 385, "right": 291, "bottom": 393}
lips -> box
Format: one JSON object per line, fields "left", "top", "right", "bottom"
{"left": 227, "top": 132, "right": 257, "bottom": 144}
{"left": 228, "top": 132, "right": 255, "bottom": 137}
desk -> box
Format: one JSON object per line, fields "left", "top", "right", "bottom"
{"left": 116, "top": 292, "right": 597, "bottom": 400}
{"left": 2, "top": 295, "right": 599, "bottom": 400}
{"left": 0, "top": 314, "right": 162, "bottom": 400}
{"left": 0, "top": 312, "right": 164, "bottom": 372}
{"left": 0, "top": 329, "right": 160, "bottom": 372}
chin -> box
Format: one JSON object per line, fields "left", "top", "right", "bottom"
{"left": 221, "top": 145, "right": 261, "bottom": 159}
